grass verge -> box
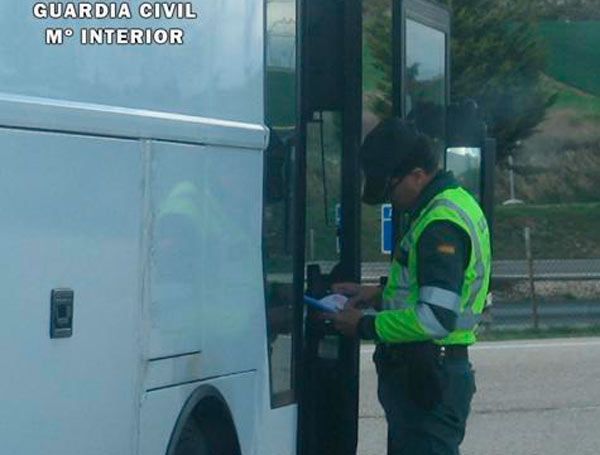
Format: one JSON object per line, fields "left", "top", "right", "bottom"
{"left": 493, "top": 202, "right": 600, "bottom": 259}
{"left": 477, "top": 324, "right": 600, "bottom": 341}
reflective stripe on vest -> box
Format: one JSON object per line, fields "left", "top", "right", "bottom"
{"left": 419, "top": 286, "right": 461, "bottom": 314}
{"left": 416, "top": 303, "right": 450, "bottom": 339}
{"left": 427, "top": 198, "right": 486, "bottom": 314}
{"left": 381, "top": 187, "right": 491, "bottom": 342}
{"left": 382, "top": 263, "right": 410, "bottom": 311}
{"left": 413, "top": 190, "right": 490, "bottom": 336}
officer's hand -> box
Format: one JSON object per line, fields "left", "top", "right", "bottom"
{"left": 331, "top": 282, "right": 361, "bottom": 297}
{"left": 344, "top": 285, "right": 382, "bottom": 311}
{"left": 329, "top": 308, "right": 363, "bottom": 337}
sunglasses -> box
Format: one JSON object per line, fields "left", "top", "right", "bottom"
{"left": 383, "top": 168, "right": 416, "bottom": 200}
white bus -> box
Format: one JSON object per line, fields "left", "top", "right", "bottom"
{"left": 0, "top": 1, "right": 492, "bottom": 454}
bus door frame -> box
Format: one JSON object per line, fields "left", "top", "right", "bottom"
{"left": 392, "top": 0, "right": 451, "bottom": 118}
{"left": 295, "top": 0, "right": 363, "bottom": 454}
{"left": 391, "top": 0, "right": 452, "bottom": 247}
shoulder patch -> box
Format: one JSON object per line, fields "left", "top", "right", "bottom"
{"left": 437, "top": 244, "right": 456, "bottom": 255}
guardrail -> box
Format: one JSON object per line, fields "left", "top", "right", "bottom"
{"left": 355, "top": 259, "right": 600, "bottom": 283}
{"left": 485, "top": 300, "right": 600, "bottom": 328}
{"left": 492, "top": 259, "right": 600, "bottom": 281}
{"left": 305, "top": 260, "right": 600, "bottom": 328}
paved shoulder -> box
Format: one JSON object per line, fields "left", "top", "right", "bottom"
{"left": 359, "top": 338, "right": 600, "bottom": 455}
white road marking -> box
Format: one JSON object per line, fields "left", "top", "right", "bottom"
{"left": 359, "top": 338, "right": 600, "bottom": 354}
{"left": 472, "top": 339, "right": 600, "bottom": 351}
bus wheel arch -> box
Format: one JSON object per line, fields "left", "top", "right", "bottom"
{"left": 166, "top": 385, "right": 242, "bottom": 455}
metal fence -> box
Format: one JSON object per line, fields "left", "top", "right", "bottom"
{"left": 357, "top": 259, "right": 600, "bottom": 329}
{"left": 313, "top": 257, "right": 600, "bottom": 328}
{"left": 360, "top": 260, "right": 600, "bottom": 284}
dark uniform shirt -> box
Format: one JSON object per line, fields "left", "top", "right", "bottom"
{"left": 358, "top": 171, "right": 471, "bottom": 340}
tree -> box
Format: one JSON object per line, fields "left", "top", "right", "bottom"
{"left": 364, "top": 0, "right": 556, "bottom": 162}
{"left": 533, "top": 0, "right": 600, "bottom": 20}
{"left": 364, "top": 0, "right": 393, "bottom": 119}
{"left": 446, "top": 0, "right": 555, "bottom": 161}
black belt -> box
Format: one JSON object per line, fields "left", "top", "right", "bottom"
{"left": 375, "top": 342, "right": 469, "bottom": 411}
{"left": 376, "top": 342, "right": 469, "bottom": 363}
{"left": 438, "top": 344, "right": 469, "bottom": 359}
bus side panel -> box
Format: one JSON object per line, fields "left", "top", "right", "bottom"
{"left": 148, "top": 142, "right": 266, "bottom": 373}
{"left": 258, "top": 404, "right": 297, "bottom": 455}
{"left": 144, "top": 141, "right": 298, "bottom": 455}
{"left": 0, "top": 0, "right": 263, "bottom": 123}
{"left": 139, "top": 372, "right": 258, "bottom": 455}
{"left": 0, "top": 129, "right": 143, "bottom": 454}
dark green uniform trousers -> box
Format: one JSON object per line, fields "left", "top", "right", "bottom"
{"left": 375, "top": 349, "right": 476, "bottom": 455}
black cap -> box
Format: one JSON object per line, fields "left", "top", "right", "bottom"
{"left": 360, "top": 117, "right": 435, "bottom": 205}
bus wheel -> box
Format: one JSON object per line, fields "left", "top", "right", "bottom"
{"left": 172, "top": 395, "right": 241, "bottom": 455}
{"left": 173, "top": 416, "right": 209, "bottom": 455}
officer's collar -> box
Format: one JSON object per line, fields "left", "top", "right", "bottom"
{"left": 408, "top": 170, "right": 459, "bottom": 220}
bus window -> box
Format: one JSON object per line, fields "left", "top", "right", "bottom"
{"left": 305, "top": 111, "right": 342, "bottom": 270}
{"left": 363, "top": 0, "right": 394, "bottom": 262}
{"left": 446, "top": 147, "right": 483, "bottom": 200}
{"left": 263, "top": 0, "right": 298, "bottom": 408}
{"left": 405, "top": 19, "right": 447, "bottom": 141}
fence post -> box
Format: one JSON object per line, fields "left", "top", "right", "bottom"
{"left": 524, "top": 226, "right": 539, "bottom": 330}
{"left": 509, "top": 155, "right": 516, "bottom": 200}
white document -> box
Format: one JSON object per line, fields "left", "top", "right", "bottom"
{"left": 303, "top": 293, "right": 348, "bottom": 313}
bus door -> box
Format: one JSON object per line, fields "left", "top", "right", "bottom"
{"left": 298, "top": 0, "right": 362, "bottom": 454}
{"left": 388, "top": 0, "right": 452, "bottom": 242}
{"left": 446, "top": 100, "right": 496, "bottom": 229}
{"left": 391, "top": 0, "right": 494, "bottom": 228}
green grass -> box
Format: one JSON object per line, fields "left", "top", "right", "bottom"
{"left": 493, "top": 202, "right": 600, "bottom": 259}
{"left": 544, "top": 77, "right": 600, "bottom": 121}
{"left": 553, "top": 88, "right": 600, "bottom": 115}
{"left": 478, "top": 325, "right": 600, "bottom": 341}
{"left": 311, "top": 200, "right": 600, "bottom": 262}
{"left": 538, "top": 21, "right": 600, "bottom": 97}
{"left": 363, "top": 202, "right": 600, "bottom": 262}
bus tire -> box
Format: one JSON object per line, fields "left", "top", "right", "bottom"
{"left": 173, "top": 405, "right": 241, "bottom": 455}
{"left": 173, "top": 416, "right": 209, "bottom": 455}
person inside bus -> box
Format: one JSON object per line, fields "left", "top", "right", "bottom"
{"left": 329, "top": 117, "right": 491, "bottom": 455}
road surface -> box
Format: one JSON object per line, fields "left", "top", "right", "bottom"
{"left": 358, "top": 337, "right": 600, "bottom": 455}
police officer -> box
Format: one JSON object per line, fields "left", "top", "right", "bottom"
{"left": 330, "top": 117, "right": 491, "bottom": 455}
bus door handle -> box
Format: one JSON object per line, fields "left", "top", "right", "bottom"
{"left": 50, "top": 288, "right": 74, "bottom": 339}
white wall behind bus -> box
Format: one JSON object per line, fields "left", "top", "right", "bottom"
{"left": 0, "top": 129, "right": 143, "bottom": 455}
{"left": 0, "top": 0, "right": 263, "bottom": 124}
